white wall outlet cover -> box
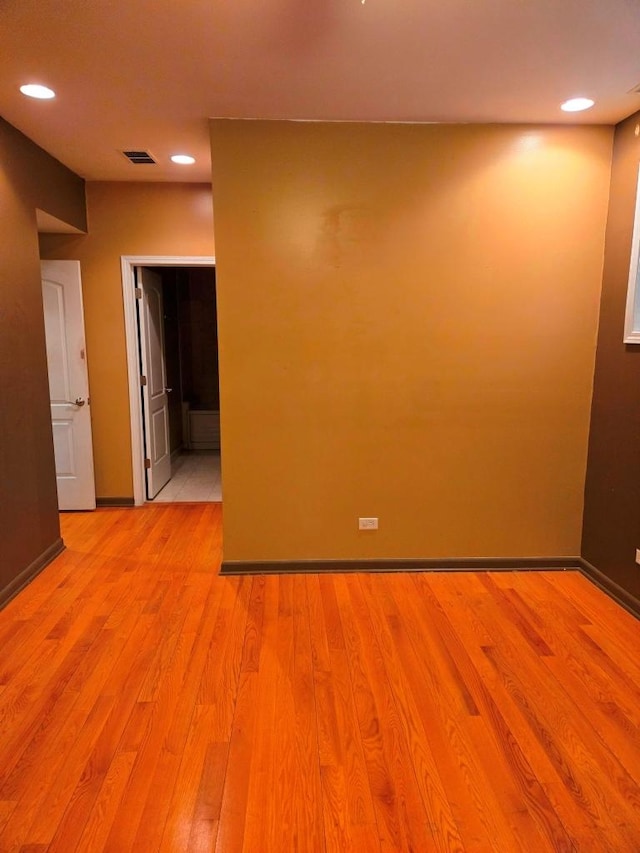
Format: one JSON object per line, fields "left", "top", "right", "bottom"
{"left": 359, "top": 517, "right": 378, "bottom": 530}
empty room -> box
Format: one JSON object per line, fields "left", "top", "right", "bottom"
{"left": 1, "top": 1, "right": 639, "bottom": 851}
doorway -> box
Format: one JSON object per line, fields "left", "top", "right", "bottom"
{"left": 41, "top": 259, "right": 97, "bottom": 510}
{"left": 121, "top": 255, "right": 217, "bottom": 506}
{"left": 142, "top": 265, "right": 221, "bottom": 502}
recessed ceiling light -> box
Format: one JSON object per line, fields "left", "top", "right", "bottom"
{"left": 170, "top": 154, "right": 196, "bottom": 165}
{"left": 560, "top": 97, "right": 595, "bottom": 113}
{"left": 20, "top": 83, "right": 56, "bottom": 100}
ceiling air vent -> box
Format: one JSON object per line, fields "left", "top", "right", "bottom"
{"left": 122, "top": 150, "right": 156, "bottom": 164}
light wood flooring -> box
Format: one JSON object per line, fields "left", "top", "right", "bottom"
{"left": 0, "top": 504, "right": 639, "bottom": 852}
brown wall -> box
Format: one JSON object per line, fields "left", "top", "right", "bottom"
{"left": 211, "top": 120, "right": 613, "bottom": 562}
{"left": 41, "top": 182, "right": 214, "bottom": 498}
{"left": 0, "top": 117, "right": 86, "bottom": 604}
{"left": 582, "top": 111, "right": 640, "bottom": 604}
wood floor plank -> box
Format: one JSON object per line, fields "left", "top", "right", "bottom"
{"left": 241, "top": 575, "right": 280, "bottom": 852}
{"left": 0, "top": 552, "right": 104, "bottom": 688}
{"left": 240, "top": 575, "right": 266, "bottom": 673}
{"left": 476, "top": 583, "right": 640, "bottom": 847}
{"left": 187, "top": 740, "right": 228, "bottom": 852}
{"left": 498, "top": 580, "right": 640, "bottom": 774}
{"left": 21, "top": 597, "right": 159, "bottom": 846}
{"left": 128, "top": 597, "right": 225, "bottom": 851}
{"left": 262, "top": 575, "right": 306, "bottom": 850}
{"left": 0, "top": 505, "right": 638, "bottom": 852}
{"left": 336, "top": 574, "right": 447, "bottom": 851}
{"left": 356, "top": 574, "right": 471, "bottom": 851}
{"left": 519, "top": 572, "right": 640, "bottom": 682}
{"left": 290, "top": 575, "right": 326, "bottom": 852}
{"left": 0, "top": 800, "right": 17, "bottom": 837}
{"left": 411, "top": 573, "right": 580, "bottom": 852}
{"left": 448, "top": 572, "right": 634, "bottom": 853}
{"left": 0, "top": 606, "right": 140, "bottom": 803}
{"left": 158, "top": 704, "right": 219, "bottom": 853}
{"left": 423, "top": 574, "right": 556, "bottom": 848}
{"left": 504, "top": 574, "right": 640, "bottom": 731}
{"left": 103, "top": 577, "right": 225, "bottom": 852}
{"left": 312, "top": 575, "right": 380, "bottom": 850}
{"left": 547, "top": 571, "right": 638, "bottom": 639}
{"left": 69, "top": 750, "right": 137, "bottom": 853}
{"left": 197, "top": 576, "right": 250, "bottom": 738}
{"left": 215, "top": 672, "right": 259, "bottom": 853}
{"left": 366, "top": 573, "right": 530, "bottom": 852}
{"left": 482, "top": 640, "right": 640, "bottom": 850}
{"left": 436, "top": 586, "right": 589, "bottom": 852}
{"left": 317, "top": 643, "right": 379, "bottom": 843}
{"left": 306, "top": 574, "right": 332, "bottom": 674}
{"left": 12, "top": 693, "right": 117, "bottom": 849}
{"left": 0, "top": 608, "right": 149, "bottom": 851}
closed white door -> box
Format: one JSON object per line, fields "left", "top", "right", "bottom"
{"left": 138, "top": 267, "right": 171, "bottom": 498}
{"left": 41, "top": 260, "right": 96, "bottom": 510}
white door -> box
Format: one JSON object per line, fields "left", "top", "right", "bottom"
{"left": 41, "top": 260, "right": 96, "bottom": 510}
{"left": 138, "top": 267, "right": 171, "bottom": 498}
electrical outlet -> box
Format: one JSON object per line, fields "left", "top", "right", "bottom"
{"left": 636, "top": 549, "right": 640, "bottom": 565}
{"left": 359, "top": 517, "right": 378, "bottom": 530}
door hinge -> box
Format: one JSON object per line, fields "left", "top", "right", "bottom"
{"left": 135, "top": 287, "right": 142, "bottom": 299}
{"left": 140, "top": 375, "right": 147, "bottom": 386}
{"left": 144, "top": 458, "right": 151, "bottom": 469}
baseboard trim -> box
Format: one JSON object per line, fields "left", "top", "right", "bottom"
{"left": 579, "top": 558, "right": 640, "bottom": 619}
{"left": 0, "top": 538, "right": 65, "bottom": 610}
{"left": 220, "top": 555, "right": 582, "bottom": 576}
{"left": 96, "top": 497, "right": 135, "bottom": 507}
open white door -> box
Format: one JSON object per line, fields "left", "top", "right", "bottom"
{"left": 41, "top": 260, "right": 96, "bottom": 510}
{"left": 138, "top": 267, "right": 171, "bottom": 498}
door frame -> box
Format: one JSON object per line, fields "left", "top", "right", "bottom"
{"left": 121, "top": 255, "right": 216, "bottom": 505}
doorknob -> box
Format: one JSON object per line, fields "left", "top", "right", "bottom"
{"left": 74, "top": 398, "right": 86, "bottom": 407}
{"left": 164, "top": 387, "right": 173, "bottom": 393}
{"left": 59, "top": 398, "right": 86, "bottom": 407}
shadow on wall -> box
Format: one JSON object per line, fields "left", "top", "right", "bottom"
{"left": 157, "top": 266, "right": 219, "bottom": 454}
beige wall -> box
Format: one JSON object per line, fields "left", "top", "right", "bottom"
{"left": 41, "top": 182, "right": 214, "bottom": 498}
{"left": 211, "top": 120, "right": 613, "bottom": 562}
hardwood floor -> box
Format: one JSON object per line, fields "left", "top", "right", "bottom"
{"left": 0, "top": 504, "right": 639, "bottom": 852}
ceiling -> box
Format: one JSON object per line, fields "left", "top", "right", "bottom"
{"left": 1, "top": 0, "right": 639, "bottom": 184}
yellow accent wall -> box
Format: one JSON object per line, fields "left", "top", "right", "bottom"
{"left": 40, "top": 182, "right": 214, "bottom": 498}
{"left": 211, "top": 120, "right": 613, "bottom": 561}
